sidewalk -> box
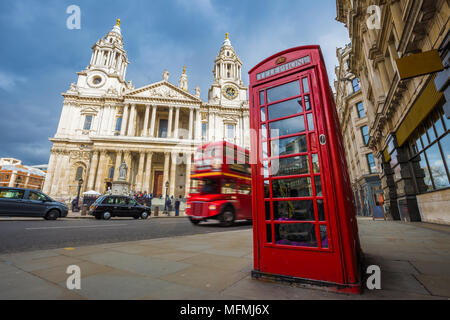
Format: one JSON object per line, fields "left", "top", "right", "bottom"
{"left": 0, "top": 219, "right": 449, "bottom": 300}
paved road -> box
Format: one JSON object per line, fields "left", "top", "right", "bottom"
{"left": 0, "top": 217, "right": 252, "bottom": 254}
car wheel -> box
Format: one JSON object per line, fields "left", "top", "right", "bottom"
{"left": 140, "top": 212, "right": 149, "bottom": 220}
{"left": 45, "top": 209, "right": 59, "bottom": 221}
{"left": 220, "top": 209, "right": 235, "bottom": 227}
{"left": 189, "top": 218, "right": 201, "bottom": 225}
{"left": 102, "top": 212, "right": 112, "bottom": 220}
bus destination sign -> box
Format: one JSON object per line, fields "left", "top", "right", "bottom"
{"left": 256, "top": 55, "right": 311, "bottom": 81}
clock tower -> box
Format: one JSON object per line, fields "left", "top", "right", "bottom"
{"left": 208, "top": 33, "right": 247, "bottom": 107}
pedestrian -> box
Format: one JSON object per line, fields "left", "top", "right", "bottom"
{"left": 175, "top": 195, "right": 182, "bottom": 216}
{"left": 165, "top": 196, "right": 172, "bottom": 216}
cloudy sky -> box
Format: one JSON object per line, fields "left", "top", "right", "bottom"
{"left": 0, "top": 0, "right": 349, "bottom": 166}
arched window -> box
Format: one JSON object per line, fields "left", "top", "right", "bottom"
{"left": 108, "top": 167, "right": 115, "bottom": 179}
{"left": 75, "top": 167, "right": 83, "bottom": 181}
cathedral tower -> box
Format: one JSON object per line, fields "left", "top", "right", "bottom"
{"left": 74, "top": 19, "right": 131, "bottom": 96}
{"left": 208, "top": 33, "right": 247, "bottom": 107}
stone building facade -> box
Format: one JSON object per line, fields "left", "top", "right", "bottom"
{"left": 334, "top": 44, "right": 383, "bottom": 217}
{"left": 42, "top": 21, "right": 249, "bottom": 201}
{"left": 336, "top": 0, "right": 450, "bottom": 224}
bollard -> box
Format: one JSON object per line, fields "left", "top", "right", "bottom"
{"left": 154, "top": 206, "right": 159, "bottom": 217}
{"left": 81, "top": 204, "right": 88, "bottom": 216}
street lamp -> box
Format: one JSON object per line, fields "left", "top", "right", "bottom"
{"left": 163, "top": 181, "right": 169, "bottom": 215}
{"left": 75, "top": 178, "right": 83, "bottom": 212}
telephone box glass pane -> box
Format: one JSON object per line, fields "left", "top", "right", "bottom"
{"left": 272, "top": 177, "right": 312, "bottom": 198}
{"left": 269, "top": 115, "right": 305, "bottom": 137}
{"left": 307, "top": 113, "right": 314, "bottom": 131}
{"left": 304, "top": 95, "right": 311, "bottom": 111}
{"left": 274, "top": 223, "right": 318, "bottom": 247}
{"left": 320, "top": 225, "right": 329, "bottom": 248}
{"left": 302, "top": 77, "right": 310, "bottom": 93}
{"left": 271, "top": 155, "right": 309, "bottom": 177}
{"left": 266, "top": 224, "right": 273, "bottom": 243}
{"left": 265, "top": 201, "right": 271, "bottom": 220}
{"left": 267, "top": 80, "right": 300, "bottom": 103}
{"left": 267, "top": 98, "right": 303, "bottom": 121}
{"left": 312, "top": 154, "right": 320, "bottom": 173}
{"left": 271, "top": 135, "right": 307, "bottom": 157}
{"left": 315, "top": 176, "right": 322, "bottom": 196}
{"left": 273, "top": 200, "right": 315, "bottom": 221}
{"left": 317, "top": 200, "right": 325, "bottom": 221}
{"left": 261, "top": 124, "right": 267, "bottom": 140}
{"left": 261, "top": 108, "right": 266, "bottom": 122}
{"left": 260, "top": 91, "right": 265, "bottom": 105}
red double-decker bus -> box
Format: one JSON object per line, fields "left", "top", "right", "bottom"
{"left": 185, "top": 141, "right": 252, "bottom": 226}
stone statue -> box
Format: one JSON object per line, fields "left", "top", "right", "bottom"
{"left": 118, "top": 161, "right": 127, "bottom": 181}
{"left": 195, "top": 86, "right": 200, "bottom": 97}
{"left": 163, "top": 70, "right": 170, "bottom": 81}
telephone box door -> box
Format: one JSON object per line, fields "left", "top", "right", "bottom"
{"left": 252, "top": 66, "right": 348, "bottom": 284}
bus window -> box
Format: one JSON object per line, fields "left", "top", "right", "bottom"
{"left": 238, "top": 184, "right": 252, "bottom": 195}
{"left": 222, "top": 180, "right": 236, "bottom": 194}
{"left": 202, "top": 179, "right": 220, "bottom": 194}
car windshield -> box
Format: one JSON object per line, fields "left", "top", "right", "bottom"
{"left": 95, "top": 196, "right": 106, "bottom": 204}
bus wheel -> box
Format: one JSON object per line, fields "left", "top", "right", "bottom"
{"left": 189, "top": 218, "right": 201, "bottom": 225}
{"left": 220, "top": 209, "right": 235, "bottom": 227}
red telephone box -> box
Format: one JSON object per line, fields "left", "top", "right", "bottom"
{"left": 249, "top": 46, "right": 362, "bottom": 294}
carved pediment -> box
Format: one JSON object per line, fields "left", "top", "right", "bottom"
{"left": 125, "top": 81, "right": 201, "bottom": 102}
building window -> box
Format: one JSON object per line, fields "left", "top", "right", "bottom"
{"left": 158, "top": 119, "right": 168, "bottom": 138}
{"left": 202, "top": 123, "right": 207, "bottom": 140}
{"left": 352, "top": 78, "right": 360, "bottom": 93}
{"left": 361, "top": 125, "right": 369, "bottom": 145}
{"left": 409, "top": 106, "right": 450, "bottom": 193}
{"left": 356, "top": 102, "right": 365, "bottom": 118}
{"left": 108, "top": 167, "right": 115, "bottom": 179}
{"left": 227, "top": 124, "right": 235, "bottom": 140}
{"left": 75, "top": 167, "right": 83, "bottom": 181}
{"left": 83, "top": 115, "right": 93, "bottom": 130}
{"left": 115, "top": 117, "right": 122, "bottom": 132}
{"left": 367, "top": 153, "right": 376, "bottom": 174}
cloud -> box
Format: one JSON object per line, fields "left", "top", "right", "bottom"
{"left": 0, "top": 71, "right": 26, "bottom": 91}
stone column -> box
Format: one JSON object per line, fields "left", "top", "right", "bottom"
{"left": 167, "top": 107, "right": 173, "bottom": 138}
{"left": 43, "top": 151, "right": 57, "bottom": 194}
{"left": 136, "top": 152, "right": 146, "bottom": 192}
{"left": 169, "top": 152, "right": 177, "bottom": 197}
{"left": 121, "top": 104, "right": 129, "bottom": 136}
{"left": 163, "top": 152, "right": 170, "bottom": 193}
{"left": 195, "top": 109, "right": 201, "bottom": 140}
{"left": 127, "top": 104, "right": 136, "bottom": 136}
{"left": 143, "top": 152, "right": 153, "bottom": 193}
{"left": 185, "top": 152, "right": 192, "bottom": 197}
{"left": 50, "top": 153, "right": 62, "bottom": 195}
{"left": 57, "top": 153, "right": 70, "bottom": 196}
{"left": 173, "top": 107, "right": 180, "bottom": 139}
{"left": 87, "top": 151, "right": 99, "bottom": 191}
{"left": 143, "top": 104, "right": 150, "bottom": 137}
{"left": 113, "top": 150, "right": 123, "bottom": 181}
{"left": 124, "top": 151, "right": 132, "bottom": 184}
{"left": 95, "top": 150, "right": 108, "bottom": 192}
{"left": 188, "top": 108, "right": 194, "bottom": 140}
{"left": 149, "top": 105, "right": 157, "bottom": 137}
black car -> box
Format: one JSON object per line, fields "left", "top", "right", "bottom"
{"left": 88, "top": 195, "right": 151, "bottom": 220}
{"left": 0, "top": 187, "right": 68, "bottom": 220}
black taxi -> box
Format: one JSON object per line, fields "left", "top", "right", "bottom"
{"left": 89, "top": 195, "right": 151, "bottom": 220}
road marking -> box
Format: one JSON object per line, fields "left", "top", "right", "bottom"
{"left": 25, "top": 224, "right": 128, "bottom": 230}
